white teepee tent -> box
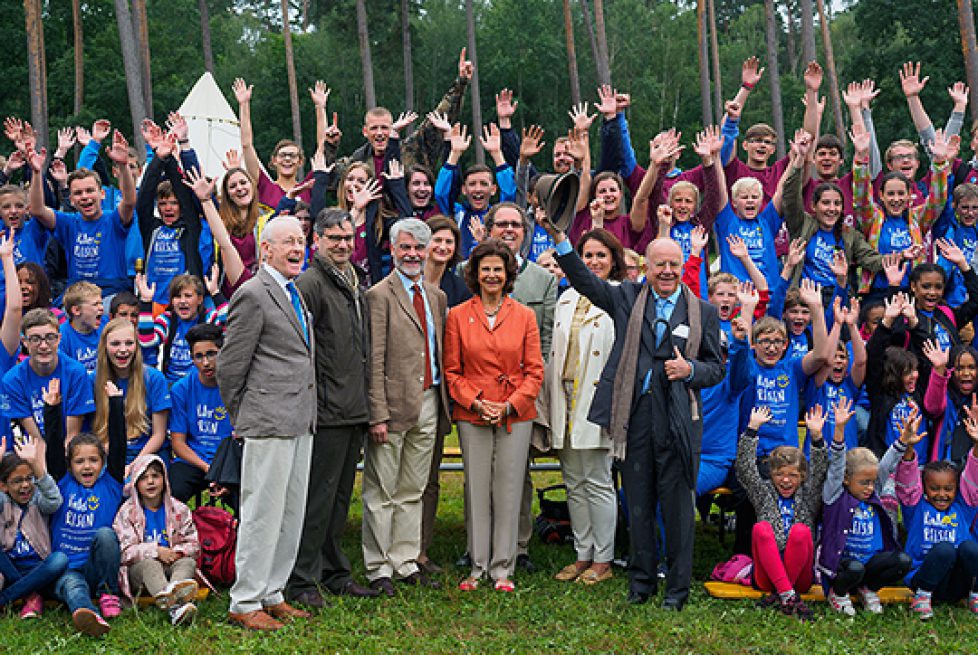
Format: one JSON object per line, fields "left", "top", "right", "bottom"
{"left": 177, "top": 72, "right": 241, "bottom": 179}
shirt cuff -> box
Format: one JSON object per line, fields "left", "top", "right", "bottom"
{"left": 555, "top": 240, "right": 574, "bottom": 257}
{"left": 684, "top": 361, "right": 695, "bottom": 383}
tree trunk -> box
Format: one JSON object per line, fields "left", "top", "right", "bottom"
{"left": 592, "top": 0, "right": 611, "bottom": 85}
{"left": 764, "top": 0, "right": 786, "bottom": 158}
{"left": 465, "top": 0, "right": 484, "bottom": 164}
{"left": 563, "top": 0, "right": 581, "bottom": 106}
{"left": 707, "top": 0, "right": 722, "bottom": 124}
{"left": 198, "top": 0, "right": 215, "bottom": 74}
{"left": 132, "top": 0, "right": 153, "bottom": 118}
{"left": 355, "top": 0, "right": 377, "bottom": 109}
{"left": 72, "top": 0, "right": 84, "bottom": 116}
{"left": 697, "top": 0, "right": 713, "bottom": 127}
{"left": 784, "top": 0, "right": 798, "bottom": 75}
{"left": 281, "top": 0, "right": 303, "bottom": 149}
{"left": 302, "top": 0, "right": 310, "bottom": 31}
{"left": 958, "top": 0, "right": 978, "bottom": 122}
{"left": 24, "top": 0, "right": 49, "bottom": 148}
{"left": 402, "top": 0, "right": 415, "bottom": 114}
{"left": 799, "top": 0, "right": 816, "bottom": 65}
{"left": 816, "top": 0, "right": 845, "bottom": 143}
{"left": 578, "top": 0, "right": 602, "bottom": 86}
{"left": 113, "top": 0, "right": 149, "bottom": 151}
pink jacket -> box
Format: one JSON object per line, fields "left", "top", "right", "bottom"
{"left": 111, "top": 455, "right": 200, "bottom": 600}
{"left": 894, "top": 448, "right": 978, "bottom": 507}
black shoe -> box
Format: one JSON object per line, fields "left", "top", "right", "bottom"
{"left": 336, "top": 579, "right": 381, "bottom": 598}
{"left": 515, "top": 554, "right": 537, "bottom": 574}
{"left": 417, "top": 559, "right": 443, "bottom": 575}
{"left": 661, "top": 597, "right": 685, "bottom": 612}
{"left": 369, "top": 577, "right": 396, "bottom": 598}
{"left": 398, "top": 571, "right": 442, "bottom": 590}
{"left": 455, "top": 552, "right": 472, "bottom": 568}
{"left": 627, "top": 590, "right": 650, "bottom": 605}
{"left": 288, "top": 589, "right": 327, "bottom": 609}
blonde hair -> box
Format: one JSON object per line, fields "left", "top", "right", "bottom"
{"left": 708, "top": 272, "right": 739, "bottom": 296}
{"left": 668, "top": 181, "right": 701, "bottom": 211}
{"left": 752, "top": 316, "right": 787, "bottom": 341}
{"left": 885, "top": 139, "right": 918, "bottom": 163}
{"left": 63, "top": 281, "right": 102, "bottom": 318}
{"left": 845, "top": 447, "right": 879, "bottom": 478}
{"left": 731, "top": 177, "right": 762, "bottom": 199}
{"left": 93, "top": 318, "right": 149, "bottom": 445}
{"left": 769, "top": 446, "right": 808, "bottom": 481}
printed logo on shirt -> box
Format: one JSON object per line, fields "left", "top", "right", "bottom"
{"left": 887, "top": 227, "right": 913, "bottom": 251}
{"left": 74, "top": 231, "right": 102, "bottom": 279}
{"left": 777, "top": 374, "right": 790, "bottom": 388}
{"left": 923, "top": 509, "right": 958, "bottom": 545}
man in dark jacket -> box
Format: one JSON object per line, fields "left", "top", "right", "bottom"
{"left": 286, "top": 208, "right": 379, "bottom": 607}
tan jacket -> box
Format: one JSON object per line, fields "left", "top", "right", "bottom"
{"left": 366, "top": 272, "right": 451, "bottom": 434}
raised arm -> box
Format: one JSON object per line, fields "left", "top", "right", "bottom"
{"left": 184, "top": 167, "right": 245, "bottom": 285}
{"left": 798, "top": 279, "right": 829, "bottom": 376}
{"left": 25, "top": 145, "right": 55, "bottom": 229}
{"left": 107, "top": 130, "right": 136, "bottom": 225}
{"left": 631, "top": 130, "right": 683, "bottom": 233}
{"left": 723, "top": 57, "right": 765, "bottom": 165}
{"left": 232, "top": 78, "right": 261, "bottom": 182}
{"left": 0, "top": 231, "right": 22, "bottom": 356}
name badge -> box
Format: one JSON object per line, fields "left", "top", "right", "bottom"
{"left": 672, "top": 325, "right": 690, "bottom": 339}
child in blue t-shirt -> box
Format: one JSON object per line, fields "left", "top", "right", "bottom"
{"left": 0, "top": 185, "right": 49, "bottom": 267}
{"left": 59, "top": 281, "right": 103, "bottom": 373}
{"left": 93, "top": 318, "right": 171, "bottom": 465}
{"left": 48, "top": 382, "right": 127, "bottom": 637}
{"left": 168, "top": 324, "right": 235, "bottom": 504}
{"left": 895, "top": 413, "right": 978, "bottom": 620}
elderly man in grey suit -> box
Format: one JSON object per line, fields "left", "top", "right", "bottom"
{"left": 487, "top": 202, "right": 557, "bottom": 572}
{"left": 363, "top": 218, "right": 450, "bottom": 594}
{"left": 218, "top": 216, "right": 317, "bottom": 631}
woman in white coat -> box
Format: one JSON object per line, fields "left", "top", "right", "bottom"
{"left": 547, "top": 228, "right": 624, "bottom": 585}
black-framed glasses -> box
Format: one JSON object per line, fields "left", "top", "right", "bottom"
{"left": 25, "top": 334, "right": 59, "bottom": 346}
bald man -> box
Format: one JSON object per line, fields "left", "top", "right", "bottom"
{"left": 546, "top": 225, "right": 724, "bottom": 610}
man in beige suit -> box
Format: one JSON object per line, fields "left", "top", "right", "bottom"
{"left": 218, "top": 216, "right": 317, "bottom": 631}
{"left": 364, "top": 219, "right": 450, "bottom": 594}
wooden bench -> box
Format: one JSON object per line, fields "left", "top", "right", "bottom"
{"left": 705, "top": 581, "right": 914, "bottom": 603}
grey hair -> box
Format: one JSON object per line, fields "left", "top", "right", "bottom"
{"left": 314, "top": 207, "right": 354, "bottom": 235}
{"left": 260, "top": 215, "right": 303, "bottom": 245}
{"left": 390, "top": 218, "right": 432, "bottom": 247}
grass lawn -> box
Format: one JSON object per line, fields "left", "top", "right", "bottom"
{"left": 6, "top": 468, "right": 978, "bottom": 654}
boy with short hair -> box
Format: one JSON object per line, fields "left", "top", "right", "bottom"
{"left": 59, "top": 281, "right": 103, "bottom": 373}
{"left": 2, "top": 308, "right": 94, "bottom": 446}
{"left": 0, "top": 184, "right": 49, "bottom": 266}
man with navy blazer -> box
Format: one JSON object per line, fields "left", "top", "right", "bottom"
{"left": 218, "top": 216, "right": 317, "bottom": 631}
{"left": 544, "top": 220, "right": 724, "bottom": 611}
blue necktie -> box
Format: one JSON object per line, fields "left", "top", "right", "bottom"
{"left": 286, "top": 281, "right": 308, "bottom": 344}
{"left": 655, "top": 297, "right": 671, "bottom": 346}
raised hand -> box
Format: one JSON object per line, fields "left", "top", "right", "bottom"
{"left": 588, "top": 198, "right": 606, "bottom": 227}
{"left": 657, "top": 204, "right": 673, "bottom": 231}
{"left": 690, "top": 225, "right": 709, "bottom": 256}
{"left": 803, "top": 61, "right": 823, "bottom": 91}
{"left": 565, "top": 128, "right": 589, "bottom": 162}
{"left": 727, "top": 234, "right": 750, "bottom": 260}
{"left": 392, "top": 111, "right": 418, "bottom": 134}
{"left": 155, "top": 131, "right": 178, "bottom": 160}
{"left": 74, "top": 125, "right": 92, "bottom": 147}
{"left": 805, "top": 403, "right": 827, "bottom": 436}
{"left": 49, "top": 159, "right": 68, "bottom": 186}
{"left": 948, "top": 81, "right": 970, "bottom": 109}
{"left": 308, "top": 80, "right": 330, "bottom": 108}
{"left": 897, "top": 406, "right": 924, "bottom": 446}
{"left": 882, "top": 293, "right": 905, "bottom": 323}
{"left": 107, "top": 130, "right": 131, "bottom": 165}
{"left": 843, "top": 81, "right": 861, "bottom": 108}
{"left": 352, "top": 178, "right": 383, "bottom": 211}
{"left": 737, "top": 280, "right": 759, "bottom": 309}
{"left": 458, "top": 47, "right": 474, "bottom": 80}
{"left": 232, "top": 77, "right": 253, "bottom": 104}
{"left": 105, "top": 380, "right": 123, "bottom": 397}
{"left": 829, "top": 248, "right": 849, "bottom": 280}
{"left": 204, "top": 263, "right": 220, "bottom": 296}
{"left": 91, "top": 119, "right": 111, "bottom": 143}
{"left": 921, "top": 338, "right": 949, "bottom": 374}
{"left": 183, "top": 167, "right": 216, "bottom": 201}
{"left": 725, "top": 100, "right": 743, "bottom": 121}
{"left": 594, "top": 85, "right": 618, "bottom": 119}
{"left": 134, "top": 273, "right": 156, "bottom": 303}
{"left": 41, "top": 378, "right": 61, "bottom": 406}
{"left": 468, "top": 214, "right": 486, "bottom": 243}
{"left": 664, "top": 346, "right": 693, "bottom": 381}
{"left": 615, "top": 92, "right": 631, "bottom": 114}
{"left": 3, "top": 149, "right": 25, "bottom": 175}
{"left": 13, "top": 433, "right": 45, "bottom": 470}
{"left": 929, "top": 128, "right": 951, "bottom": 164}
{"left": 224, "top": 148, "right": 241, "bottom": 170}
{"left": 56, "top": 127, "right": 77, "bottom": 156}
{"left": 900, "top": 61, "right": 929, "bottom": 97}
{"left": 849, "top": 124, "right": 871, "bottom": 158}
{"left": 731, "top": 316, "right": 748, "bottom": 342}
{"left": 0, "top": 231, "right": 13, "bottom": 260}
{"left": 495, "top": 88, "right": 518, "bottom": 122}
{"left": 860, "top": 79, "right": 881, "bottom": 109}
{"left": 449, "top": 124, "right": 471, "bottom": 154}
{"left": 833, "top": 396, "right": 856, "bottom": 428}
{"left": 480, "top": 123, "right": 502, "bottom": 155}
{"left": 141, "top": 119, "right": 163, "bottom": 151}
{"left": 166, "top": 111, "right": 189, "bottom": 142}
{"left": 568, "top": 103, "right": 596, "bottom": 132}
{"left": 309, "top": 150, "right": 334, "bottom": 174}
{"left": 936, "top": 237, "right": 967, "bottom": 269}
{"left": 790, "top": 128, "right": 812, "bottom": 162}
{"left": 798, "top": 278, "right": 823, "bottom": 308}
{"left": 846, "top": 297, "right": 861, "bottom": 326}
{"left": 748, "top": 405, "right": 773, "bottom": 430}
{"left": 519, "top": 125, "right": 545, "bottom": 161}
{"left": 651, "top": 129, "right": 683, "bottom": 165}
{"left": 786, "top": 238, "right": 806, "bottom": 269}
{"left": 323, "top": 112, "right": 342, "bottom": 146}
{"left": 383, "top": 159, "right": 405, "bottom": 181}
{"left": 25, "top": 145, "right": 46, "bottom": 173}
{"left": 426, "top": 110, "right": 451, "bottom": 136}
{"left": 901, "top": 294, "right": 918, "bottom": 325}
{"left": 285, "top": 178, "right": 315, "bottom": 200}
{"left": 3, "top": 117, "right": 22, "bottom": 145}
{"left": 881, "top": 252, "right": 907, "bottom": 287}
{"left": 742, "top": 56, "right": 765, "bottom": 87}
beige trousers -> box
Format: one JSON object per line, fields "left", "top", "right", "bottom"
{"left": 129, "top": 556, "right": 197, "bottom": 598}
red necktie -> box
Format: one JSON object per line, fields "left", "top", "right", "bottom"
{"left": 413, "top": 284, "right": 433, "bottom": 389}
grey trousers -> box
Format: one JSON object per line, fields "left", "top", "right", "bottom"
{"left": 129, "top": 557, "right": 196, "bottom": 598}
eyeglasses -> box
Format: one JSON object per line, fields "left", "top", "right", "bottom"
{"left": 957, "top": 204, "right": 978, "bottom": 213}
{"left": 749, "top": 138, "right": 776, "bottom": 146}
{"left": 7, "top": 475, "right": 36, "bottom": 486}
{"left": 493, "top": 221, "right": 524, "bottom": 230}
{"left": 322, "top": 234, "right": 355, "bottom": 243}
{"left": 25, "top": 334, "right": 59, "bottom": 346}
{"left": 756, "top": 338, "right": 786, "bottom": 348}
{"left": 192, "top": 350, "right": 219, "bottom": 362}
{"left": 276, "top": 151, "right": 301, "bottom": 161}
{"left": 889, "top": 154, "right": 917, "bottom": 163}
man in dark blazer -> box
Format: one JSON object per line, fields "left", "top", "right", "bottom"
{"left": 364, "top": 219, "right": 450, "bottom": 594}
{"left": 218, "top": 216, "right": 317, "bottom": 631}
{"left": 545, "top": 221, "right": 725, "bottom": 610}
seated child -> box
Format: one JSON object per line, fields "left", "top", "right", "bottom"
{"left": 0, "top": 434, "right": 68, "bottom": 618}
{"left": 818, "top": 398, "right": 912, "bottom": 616}
{"left": 736, "top": 405, "right": 829, "bottom": 621}
{"left": 896, "top": 410, "right": 978, "bottom": 620}
{"left": 113, "top": 454, "right": 201, "bottom": 625}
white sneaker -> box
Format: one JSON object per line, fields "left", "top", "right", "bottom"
{"left": 827, "top": 589, "right": 856, "bottom": 616}
{"left": 857, "top": 586, "right": 883, "bottom": 614}
{"left": 155, "top": 579, "right": 199, "bottom": 610}
{"left": 169, "top": 602, "right": 197, "bottom": 626}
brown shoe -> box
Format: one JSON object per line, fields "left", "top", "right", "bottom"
{"left": 228, "top": 610, "right": 284, "bottom": 631}
{"left": 264, "top": 601, "right": 312, "bottom": 621}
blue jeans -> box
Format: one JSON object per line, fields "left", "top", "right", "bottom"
{"left": 0, "top": 548, "right": 69, "bottom": 607}
{"left": 53, "top": 527, "right": 121, "bottom": 613}
{"left": 911, "top": 541, "right": 978, "bottom": 601}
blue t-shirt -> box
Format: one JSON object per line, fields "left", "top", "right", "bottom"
{"left": 886, "top": 394, "right": 929, "bottom": 462}
{"left": 787, "top": 331, "right": 810, "bottom": 359}
{"left": 918, "top": 309, "right": 953, "bottom": 351}
{"left": 9, "top": 517, "right": 42, "bottom": 567}
{"left": 169, "top": 373, "right": 233, "bottom": 465}
{"left": 670, "top": 221, "right": 708, "bottom": 292}
{"left": 902, "top": 498, "right": 978, "bottom": 584}
{"left": 1, "top": 356, "right": 95, "bottom": 435}
{"left": 777, "top": 496, "right": 796, "bottom": 533}
{"left": 527, "top": 224, "right": 555, "bottom": 263}
{"left": 143, "top": 505, "right": 169, "bottom": 547}
{"left": 843, "top": 501, "right": 884, "bottom": 564}
{"left": 164, "top": 319, "right": 196, "bottom": 384}
{"left": 747, "top": 353, "right": 808, "bottom": 456}
{"left": 939, "top": 223, "right": 977, "bottom": 307}
{"left": 805, "top": 376, "right": 860, "bottom": 451}
{"left": 52, "top": 208, "right": 131, "bottom": 285}
{"left": 52, "top": 469, "right": 123, "bottom": 570}
{"left": 114, "top": 368, "right": 172, "bottom": 465}
{"left": 146, "top": 225, "right": 187, "bottom": 305}
{"left": 59, "top": 322, "right": 100, "bottom": 373}
{"left": 715, "top": 202, "right": 782, "bottom": 288}
{"left": 872, "top": 217, "right": 915, "bottom": 289}
{"left": 801, "top": 228, "right": 840, "bottom": 287}
{"left": 12, "top": 218, "right": 50, "bottom": 266}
